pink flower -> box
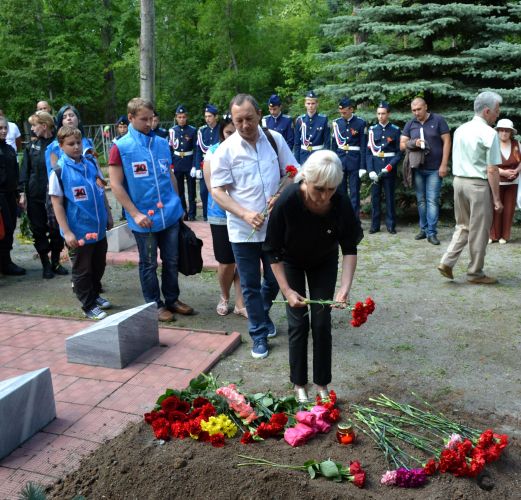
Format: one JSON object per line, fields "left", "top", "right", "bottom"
{"left": 381, "top": 470, "right": 397, "bottom": 485}
{"left": 445, "top": 433, "right": 463, "bottom": 449}
{"left": 216, "top": 384, "right": 258, "bottom": 423}
{"left": 284, "top": 423, "right": 316, "bottom": 447}
{"left": 157, "top": 201, "right": 164, "bottom": 209}
{"left": 295, "top": 411, "right": 316, "bottom": 427}
{"left": 78, "top": 239, "right": 85, "bottom": 246}
{"left": 310, "top": 405, "right": 331, "bottom": 433}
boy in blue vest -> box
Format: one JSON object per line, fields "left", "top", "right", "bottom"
{"left": 49, "top": 126, "right": 112, "bottom": 320}
{"left": 108, "top": 97, "right": 194, "bottom": 322}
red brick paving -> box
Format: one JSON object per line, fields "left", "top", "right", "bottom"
{"left": 0, "top": 312, "right": 241, "bottom": 499}
{"left": 106, "top": 220, "right": 218, "bottom": 270}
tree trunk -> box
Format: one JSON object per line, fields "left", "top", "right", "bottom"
{"left": 353, "top": 0, "right": 367, "bottom": 45}
{"left": 140, "top": 0, "right": 155, "bottom": 102}
{"left": 102, "top": 0, "right": 117, "bottom": 122}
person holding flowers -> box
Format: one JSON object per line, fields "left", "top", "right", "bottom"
{"left": 109, "top": 98, "right": 194, "bottom": 322}
{"left": 211, "top": 94, "right": 299, "bottom": 360}
{"left": 263, "top": 150, "right": 363, "bottom": 402}
{"left": 49, "top": 126, "right": 112, "bottom": 320}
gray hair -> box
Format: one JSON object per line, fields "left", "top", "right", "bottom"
{"left": 229, "top": 94, "right": 261, "bottom": 112}
{"left": 295, "top": 150, "right": 343, "bottom": 188}
{"left": 474, "top": 91, "right": 502, "bottom": 114}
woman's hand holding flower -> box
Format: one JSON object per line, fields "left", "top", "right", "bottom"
{"left": 284, "top": 289, "right": 307, "bottom": 308}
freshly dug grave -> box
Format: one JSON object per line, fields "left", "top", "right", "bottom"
{"left": 47, "top": 401, "right": 520, "bottom": 500}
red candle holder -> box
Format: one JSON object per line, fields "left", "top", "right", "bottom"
{"left": 336, "top": 423, "right": 356, "bottom": 445}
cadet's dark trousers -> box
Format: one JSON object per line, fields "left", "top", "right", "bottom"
{"left": 199, "top": 176, "right": 208, "bottom": 220}
{"left": 371, "top": 173, "right": 396, "bottom": 231}
{"left": 26, "top": 197, "right": 64, "bottom": 258}
{"left": 284, "top": 255, "right": 337, "bottom": 387}
{"left": 339, "top": 169, "right": 361, "bottom": 218}
{"left": 69, "top": 238, "right": 107, "bottom": 311}
{"left": 174, "top": 170, "right": 196, "bottom": 218}
{"left": 0, "top": 191, "right": 18, "bottom": 265}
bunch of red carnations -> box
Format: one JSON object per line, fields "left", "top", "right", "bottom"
{"left": 240, "top": 413, "right": 288, "bottom": 444}
{"left": 423, "top": 429, "right": 508, "bottom": 478}
{"left": 351, "top": 297, "right": 376, "bottom": 327}
{"left": 144, "top": 394, "right": 232, "bottom": 448}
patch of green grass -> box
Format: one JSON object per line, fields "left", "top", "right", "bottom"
{"left": 392, "top": 343, "right": 414, "bottom": 352}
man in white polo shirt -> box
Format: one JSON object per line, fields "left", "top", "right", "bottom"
{"left": 438, "top": 91, "right": 503, "bottom": 284}
{"left": 211, "top": 94, "right": 298, "bottom": 359}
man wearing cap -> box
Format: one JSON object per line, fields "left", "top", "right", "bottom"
{"left": 194, "top": 104, "right": 220, "bottom": 221}
{"left": 152, "top": 111, "right": 168, "bottom": 139}
{"left": 169, "top": 105, "right": 197, "bottom": 221}
{"left": 438, "top": 91, "right": 503, "bottom": 284}
{"left": 294, "top": 91, "right": 330, "bottom": 165}
{"left": 400, "top": 98, "right": 451, "bottom": 245}
{"left": 332, "top": 97, "right": 366, "bottom": 217}
{"left": 262, "top": 94, "right": 294, "bottom": 150}
{"left": 366, "top": 101, "right": 402, "bottom": 234}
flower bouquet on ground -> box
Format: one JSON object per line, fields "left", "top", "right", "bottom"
{"left": 247, "top": 164, "right": 298, "bottom": 241}
{"left": 350, "top": 394, "right": 509, "bottom": 488}
{"left": 273, "top": 296, "right": 376, "bottom": 327}
{"left": 143, "top": 374, "right": 342, "bottom": 448}
{"left": 237, "top": 456, "right": 366, "bottom": 488}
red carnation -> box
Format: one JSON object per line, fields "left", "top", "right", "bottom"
{"left": 349, "top": 461, "right": 363, "bottom": 475}
{"left": 167, "top": 410, "right": 188, "bottom": 422}
{"left": 328, "top": 390, "right": 337, "bottom": 404}
{"left": 171, "top": 421, "right": 189, "bottom": 439}
{"left": 210, "top": 433, "right": 226, "bottom": 448}
{"left": 151, "top": 418, "right": 170, "bottom": 440}
{"left": 192, "top": 396, "right": 210, "bottom": 408}
{"left": 161, "top": 395, "right": 181, "bottom": 412}
{"left": 240, "top": 432, "right": 255, "bottom": 445}
{"left": 353, "top": 471, "right": 366, "bottom": 488}
{"left": 327, "top": 408, "right": 341, "bottom": 423}
{"left": 270, "top": 413, "right": 288, "bottom": 427}
{"left": 285, "top": 165, "right": 298, "bottom": 178}
{"left": 144, "top": 411, "right": 160, "bottom": 424}
{"left": 424, "top": 459, "right": 437, "bottom": 475}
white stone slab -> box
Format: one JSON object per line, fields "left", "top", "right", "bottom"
{"left": 0, "top": 368, "right": 56, "bottom": 460}
{"left": 106, "top": 223, "right": 136, "bottom": 252}
{"left": 66, "top": 302, "right": 159, "bottom": 369}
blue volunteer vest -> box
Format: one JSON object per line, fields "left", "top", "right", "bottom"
{"left": 57, "top": 154, "right": 108, "bottom": 244}
{"left": 116, "top": 124, "right": 183, "bottom": 233}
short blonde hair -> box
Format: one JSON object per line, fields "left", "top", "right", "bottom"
{"left": 57, "top": 126, "right": 82, "bottom": 145}
{"left": 295, "top": 150, "right": 343, "bottom": 188}
{"left": 127, "top": 97, "right": 154, "bottom": 116}
{"left": 29, "top": 111, "right": 55, "bottom": 129}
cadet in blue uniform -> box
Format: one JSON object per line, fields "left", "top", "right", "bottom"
{"left": 366, "top": 101, "right": 402, "bottom": 234}
{"left": 152, "top": 111, "right": 168, "bottom": 139}
{"left": 194, "top": 104, "right": 220, "bottom": 221}
{"left": 332, "top": 97, "right": 367, "bottom": 217}
{"left": 294, "top": 91, "right": 330, "bottom": 165}
{"left": 262, "top": 94, "right": 294, "bottom": 150}
{"left": 169, "top": 105, "right": 197, "bottom": 221}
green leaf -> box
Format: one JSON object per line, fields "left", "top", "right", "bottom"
{"left": 318, "top": 459, "right": 342, "bottom": 479}
{"left": 303, "top": 459, "right": 318, "bottom": 467}
{"left": 262, "top": 397, "right": 274, "bottom": 407}
{"left": 307, "top": 465, "right": 316, "bottom": 479}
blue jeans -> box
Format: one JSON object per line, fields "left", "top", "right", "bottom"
{"left": 414, "top": 169, "right": 442, "bottom": 236}
{"left": 133, "top": 222, "right": 180, "bottom": 308}
{"left": 231, "top": 242, "right": 279, "bottom": 343}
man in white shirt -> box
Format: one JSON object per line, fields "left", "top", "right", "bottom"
{"left": 438, "top": 91, "right": 503, "bottom": 284}
{"left": 211, "top": 94, "right": 298, "bottom": 359}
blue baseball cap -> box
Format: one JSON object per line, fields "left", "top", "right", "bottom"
{"left": 115, "top": 115, "right": 129, "bottom": 126}
{"left": 305, "top": 90, "right": 318, "bottom": 99}
{"left": 205, "top": 104, "right": 218, "bottom": 115}
{"left": 338, "top": 97, "right": 353, "bottom": 109}
{"left": 176, "top": 105, "right": 187, "bottom": 114}
{"left": 378, "top": 101, "right": 390, "bottom": 110}
{"left": 268, "top": 94, "right": 282, "bottom": 106}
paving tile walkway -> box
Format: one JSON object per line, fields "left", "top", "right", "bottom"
{"left": 0, "top": 312, "right": 241, "bottom": 499}
{"left": 106, "top": 221, "right": 218, "bottom": 270}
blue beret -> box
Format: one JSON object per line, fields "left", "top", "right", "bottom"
{"left": 268, "top": 94, "right": 282, "bottom": 106}
{"left": 176, "top": 105, "right": 187, "bottom": 114}
{"left": 116, "top": 115, "right": 129, "bottom": 126}
{"left": 305, "top": 90, "right": 317, "bottom": 99}
{"left": 205, "top": 104, "right": 218, "bottom": 115}
{"left": 338, "top": 97, "right": 353, "bottom": 109}
{"left": 378, "top": 101, "right": 390, "bottom": 110}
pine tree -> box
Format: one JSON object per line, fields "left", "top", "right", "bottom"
{"left": 318, "top": 1, "right": 521, "bottom": 127}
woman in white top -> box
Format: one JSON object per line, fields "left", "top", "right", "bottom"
{"left": 490, "top": 119, "right": 521, "bottom": 244}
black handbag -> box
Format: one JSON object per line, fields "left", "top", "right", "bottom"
{"left": 178, "top": 221, "right": 203, "bottom": 276}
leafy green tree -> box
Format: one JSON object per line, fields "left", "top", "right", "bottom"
{"left": 318, "top": 1, "right": 521, "bottom": 127}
